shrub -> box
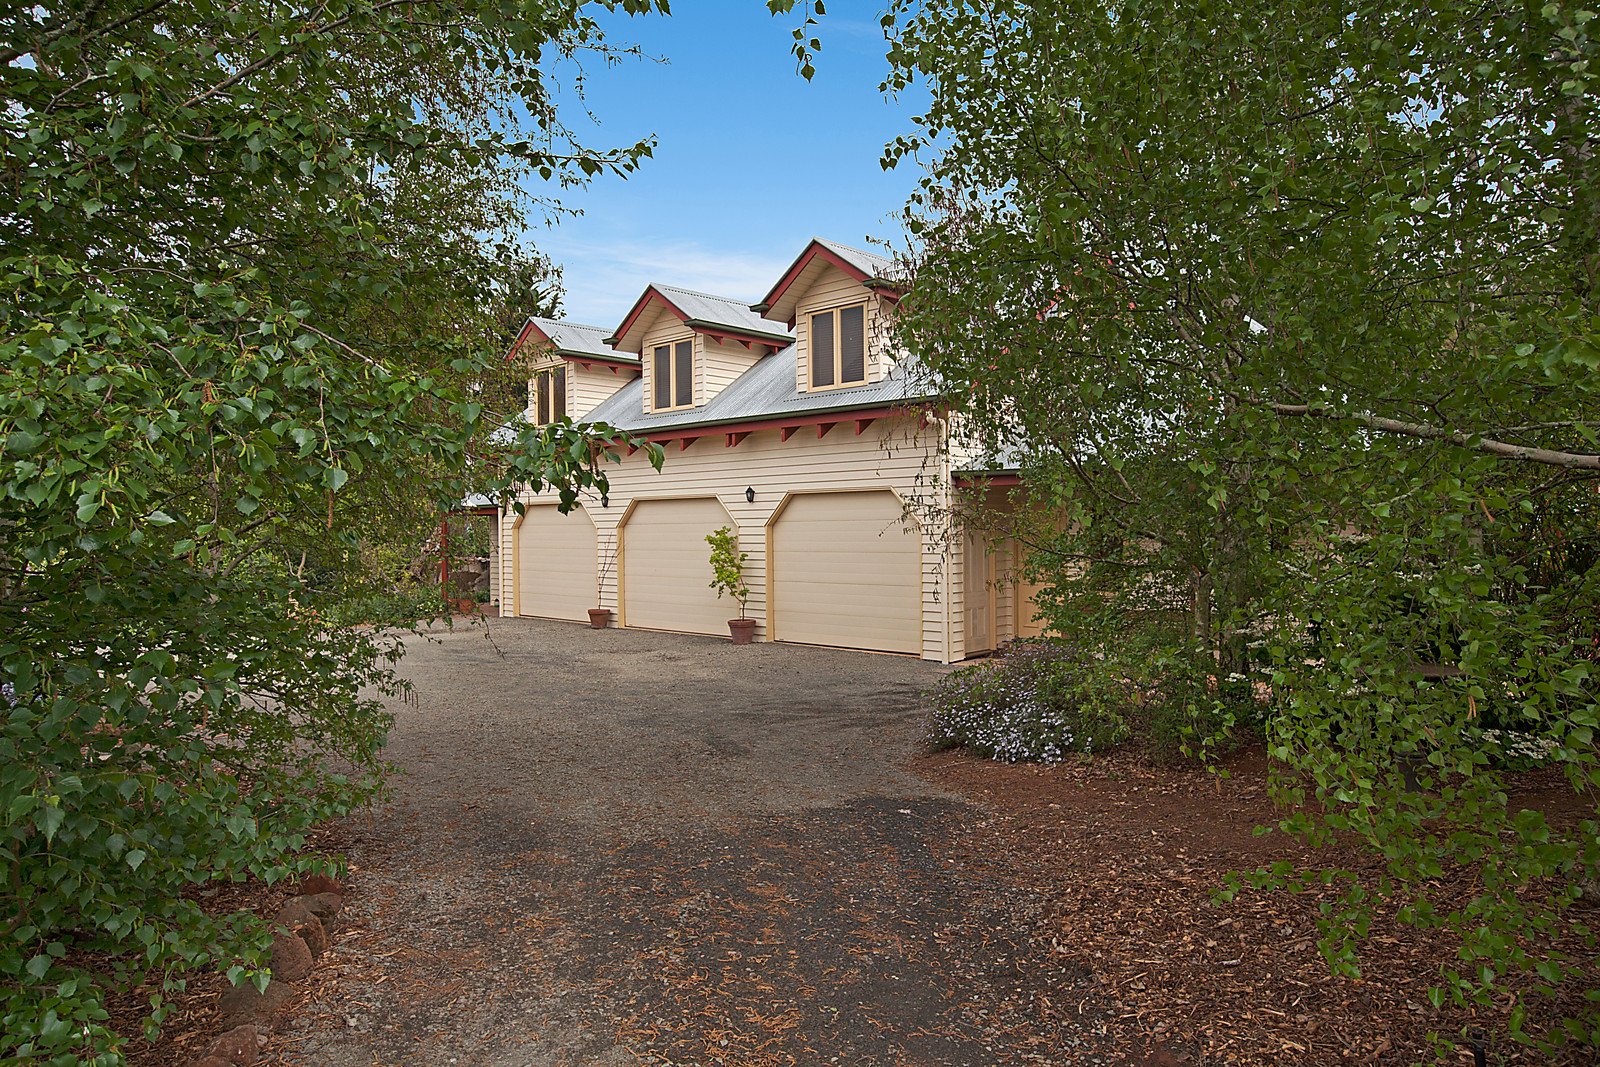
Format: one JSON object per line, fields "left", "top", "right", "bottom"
{"left": 1128, "top": 653, "right": 1269, "bottom": 766}
{"left": 319, "top": 584, "right": 447, "bottom": 629}
{"left": 928, "top": 642, "right": 1130, "bottom": 762}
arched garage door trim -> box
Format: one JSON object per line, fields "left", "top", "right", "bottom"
{"left": 511, "top": 503, "right": 597, "bottom": 622}
{"left": 764, "top": 487, "right": 923, "bottom": 655}
{"left": 617, "top": 494, "right": 738, "bottom": 634}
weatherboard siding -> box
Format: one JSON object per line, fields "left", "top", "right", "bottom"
{"left": 570, "top": 363, "right": 637, "bottom": 420}
{"left": 700, "top": 337, "right": 764, "bottom": 406}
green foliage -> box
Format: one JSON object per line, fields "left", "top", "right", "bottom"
{"left": 0, "top": 0, "right": 666, "bottom": 1060}
{"left": 319, "top": 585, "right": 447, "bottom": 630}
{"left": 885, "top": 0, "right": 1600, "bottom": 1049}
{"left": 705, "top": 525, "right": 750, "bottom": 619}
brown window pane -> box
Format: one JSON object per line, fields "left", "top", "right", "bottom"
{"left": 553, "top": 367, "right": 567, "bottom": 421}
{"left": 653, "top": 345, "right": 671, "bottom": 409}
{"left": 811, "top": 310, "right": 834, "bottom": 387}
{"left": 536, "top": 371, "right": 551, "bottom": 424}
{"left": 840, "top": 305, "right": 865, "bottom": 384}
{"left": 675, "top": 340, "right": 693, "bottom": 407}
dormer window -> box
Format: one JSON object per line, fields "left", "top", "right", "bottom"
{"left": 652, "top": 340, "right": 694, "bottom": 410}
{"left": 534, "top": 367, "right": 566, "bottom": 424}
{"left": 809, "top": 303, "right": 867, "bottom": 389}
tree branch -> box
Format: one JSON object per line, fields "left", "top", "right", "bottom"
{"left": 1257, "top": 401, "right": 1600, "bottom": 470}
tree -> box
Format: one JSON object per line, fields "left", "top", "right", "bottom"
{"left": 0, "top": 0, "right": 665, "bottom": 1060}
{"left": 882, "top": 0, "right": 1600, "bottom": 1051}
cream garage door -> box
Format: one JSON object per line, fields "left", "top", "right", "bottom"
{"left": 621, "top": 497, "right": 732, "bottom": 635}
{"left": 771, "top": 491, "right": 921, "bottom": 654}
{"left": 515, "top": 505, "right": 595, "bottom": 622}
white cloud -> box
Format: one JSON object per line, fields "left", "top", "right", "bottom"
{"left": 535, "top": 233, "right": 797, "bottom": 330}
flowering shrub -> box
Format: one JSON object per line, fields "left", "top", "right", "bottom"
{"left": 928, "top": 642, "right": 1130, "bottom": 763}
{"left": 1477, "top": 728, "right": 1561, "bottom": 771}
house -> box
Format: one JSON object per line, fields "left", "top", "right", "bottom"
{"left": 497, "top": 238, "right": 1046, "bottom": 663}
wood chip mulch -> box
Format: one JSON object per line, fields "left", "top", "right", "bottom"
{"left": 916, "top": 745, "right": 1598, "bottom": 1065}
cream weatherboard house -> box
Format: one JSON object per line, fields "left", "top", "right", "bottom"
{"left": 496, "top": 238, "right": 1041, "bottom": 664}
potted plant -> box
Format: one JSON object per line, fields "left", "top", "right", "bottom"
{"left": 706, "top": 525, "right": 756, "bottom": 644}
{"left": 588, "top": 539, "right": 616, "bottom": 628}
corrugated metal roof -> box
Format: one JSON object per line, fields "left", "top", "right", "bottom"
{"left": 650, "top": 284, "right": 795, "bottom": 341}
{"left": 584, "top": 347, "right": 935, "bottom": 433}
{"left": 529, "top": 317, "right": 637, "bottom": 362}
{"left": 813, "top": 237, "right": 894, "bottom": 281}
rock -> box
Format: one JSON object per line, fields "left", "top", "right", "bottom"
{"left": 189, "top": 1057, "right": 232, "bottom": 1067}
{"left": 268, "top": 928, "right": 314, "bottom": 983}
{"left": 275, "top": 895, "right": 329, "bottom": 954}
{"left": 295, "top": 892, "right": 344, "bottom": 919}
{"left": 205, "top": 1023, "right": 260, "bottom": 1064}
{"left": 294, "top": 873, "right": 345, "bottom": 896}
{"left": 274, "top": 897, "right": 319, "bottom": 928}
{"left": 293, "top": 914, "right": 328, "bottom": 957}
{"left": 217, "top": 980, "right": 293, "bottom": 1028}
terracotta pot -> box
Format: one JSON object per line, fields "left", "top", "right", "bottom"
{"left": 587, "top": 608, "right": 613, "bottom": 630}
{"left": 727, "top": 618, "right": 757, "bottom": 645}
{"left": 453, "top": 597, "right": 477, "bottom": 614}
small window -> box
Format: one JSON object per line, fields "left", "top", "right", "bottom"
{"left": 809, "top": 303, "right": 867, "bottom": 389}
{"left": 652, "top": 339, "right": 694, "bottom": 410}
{"left": 533, "top": 367, "right": 566, "bottom": 424}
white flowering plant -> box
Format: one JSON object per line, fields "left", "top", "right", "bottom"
{"left": 928, "top": 642, "right": 1131, "bottom": 763}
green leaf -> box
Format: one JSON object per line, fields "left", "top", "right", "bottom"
{"left": 34, "top": 803, "right": 65, "bottom": 843}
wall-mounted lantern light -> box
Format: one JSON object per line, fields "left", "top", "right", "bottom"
{"left": 744, "top": 486, "right": 756, "bottom": 504}
{"left": 601, "top": 494, "right": 610, "bottom": 508}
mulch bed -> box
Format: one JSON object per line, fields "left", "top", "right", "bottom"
{"left": 915, "top": 745, "right": 1598, "bottom": 1065}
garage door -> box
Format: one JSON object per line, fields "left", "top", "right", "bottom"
{"left": 621, "top": 497, "right": 732, "bottom": 635}
{"left": 771, "top": 490, "right": 921, "bottom": 654}
{"left": 515, "top": 505, "right": 595, "bottom": 622}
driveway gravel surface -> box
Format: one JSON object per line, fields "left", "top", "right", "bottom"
{"left": 271, "top": 618, "right": 1113, "bottom": 1066}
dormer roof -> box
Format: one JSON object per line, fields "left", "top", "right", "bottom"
{"left": 511, "top": 317, "right": 640, "bottom": 366}
{"left": 606, "top": 283, "right": 794, "bottom": 355}
{"left": 754, "top": 237, "right": 900, "bottom": 326}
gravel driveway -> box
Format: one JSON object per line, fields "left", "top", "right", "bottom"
{"left": 273, "top": 618, "right": 1105, "bottom": 1066}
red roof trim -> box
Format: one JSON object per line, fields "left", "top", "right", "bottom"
{"left": 507, "top": 319, "right": 552, "bottom": 361}
{"left": 564, "top": 352, "right": 640, "bottom": 370}
{"left": 757, "top": 241, "right": 873, "bottom": 314}
{"left": 640, "top": 404, "right": 915, "bottom": 447}
{"left": 608, "top": 286, "right": 691, "bottom": 349}
{"left": 699, "top": 327, "right": 792, "bottom": 352}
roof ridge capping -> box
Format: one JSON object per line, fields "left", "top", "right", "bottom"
{"left": 652, "top": 281, "right": 757, "bottom": 304}
{"left": 531, "top": 315, "right": 612, "bottom": 333}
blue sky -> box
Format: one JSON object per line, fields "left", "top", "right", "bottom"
{"left": 531, "top": 2, "right": 926, "bottom": 329}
